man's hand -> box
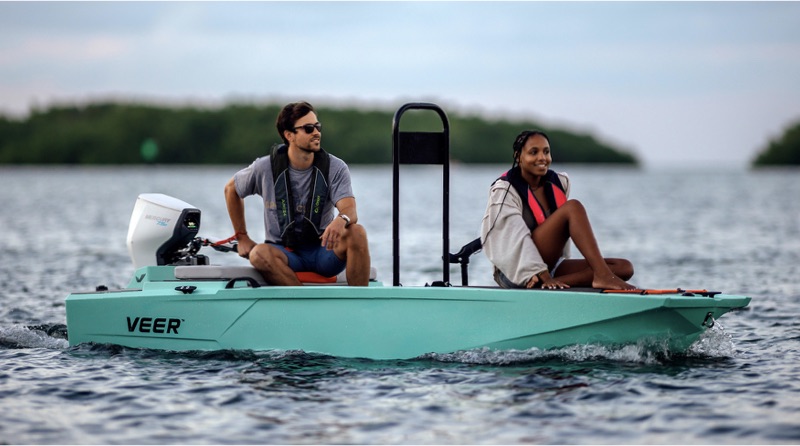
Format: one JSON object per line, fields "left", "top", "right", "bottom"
{"left": 320, "top": 216, "right": 348, "bottom": 250}
{"left": 236, "top": 234, "right": 256, "bottom": 258}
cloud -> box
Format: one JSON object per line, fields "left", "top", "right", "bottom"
{"left": 1, "top": 1, "right": 799, "bottom": 166}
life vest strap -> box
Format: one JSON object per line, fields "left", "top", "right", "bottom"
{"left": 498, "top": 167, "right": 567, "bottom": 230}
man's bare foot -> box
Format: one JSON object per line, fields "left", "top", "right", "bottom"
{"left": 592, "top": 274, "right": 638, "bottom": 291}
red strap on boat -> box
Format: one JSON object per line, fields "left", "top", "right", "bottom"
{"left": 602, "top": 288, "right": 709, "bottom": 295}
{"left": 210, "top": 234, "right": 238, "bottom": 247}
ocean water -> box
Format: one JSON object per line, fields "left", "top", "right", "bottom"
{"left": 1, "top": 164, "right": 799, "bottom": 444}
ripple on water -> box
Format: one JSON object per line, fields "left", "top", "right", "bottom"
{"left": 3, "top": 167, "right": 800, "bottom": 444}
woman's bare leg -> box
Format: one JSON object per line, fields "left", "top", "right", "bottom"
{"left": 551, "top": 258, "right": 634, "bottom": 288}
{"left": 532, "top": 199, "right": 637, "bottom": 290}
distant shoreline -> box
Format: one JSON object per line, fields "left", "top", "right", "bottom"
{"left": 0, "top": 101, "right": 639, "bottom": 166}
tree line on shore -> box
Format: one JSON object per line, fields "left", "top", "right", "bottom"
{"left": 751, "top": 121, "right": 800, "bottom": 166}
{"left": 0, "top": 101, "right": 640, "bottom": 165}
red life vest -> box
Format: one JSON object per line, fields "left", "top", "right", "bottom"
{"left": 498, "top": 167, "right": 567, "bottom": 230}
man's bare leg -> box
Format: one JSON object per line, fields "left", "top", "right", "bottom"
{"left": 335, "top": 224, "right": 371, "bottom": 286}
{"left": 248, "top": 244, "right": 302, "bottom": 286}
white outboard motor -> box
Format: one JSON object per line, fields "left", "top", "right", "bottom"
{"left": 126, "top": 193, "right": 205, "bottom": 269}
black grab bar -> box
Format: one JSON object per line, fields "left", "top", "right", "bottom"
{"left": 391, "top": 103, "right": 450, "bottom": 287}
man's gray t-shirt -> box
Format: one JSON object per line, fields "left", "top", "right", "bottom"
{"left": 233, "top": 151, "right": 354, "bottom": 244}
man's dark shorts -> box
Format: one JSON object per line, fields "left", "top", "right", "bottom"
{"left": 270, "top": 243, "right": 346, "bottom": 277}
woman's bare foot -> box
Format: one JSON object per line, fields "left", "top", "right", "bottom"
{"left": 592, "top": 273, "right": 638, "bottom": 291}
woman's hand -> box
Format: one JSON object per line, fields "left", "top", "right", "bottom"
{"left": 539, "top": 276, "right": 569, "bottom": 290}
{"left": 525, "top": 275, "right": 540, "bottom": 289}
{"left": 528, "top": 270, "right": 569, "bottom": 290}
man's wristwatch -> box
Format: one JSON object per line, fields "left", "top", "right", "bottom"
{"left": 339, "top": 214, "right": 351, "bottom": 228}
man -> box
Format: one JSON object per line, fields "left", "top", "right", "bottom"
{"left": 224, "top": 101, "right": 371, "bottom": 286}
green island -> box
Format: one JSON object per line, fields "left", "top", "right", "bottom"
{"left": 752, "top": 121, "right": 800, "bottom": 167}
{"left": 0, "top": 101, "right": 640, "bottom": 165}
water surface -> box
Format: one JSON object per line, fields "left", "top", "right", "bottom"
{"left": 1, "top": 165, "right": 798, "bottom": 444}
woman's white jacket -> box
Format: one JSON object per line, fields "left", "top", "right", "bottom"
{"left": 480, "top": 171, "right": 571, "bottom": 287}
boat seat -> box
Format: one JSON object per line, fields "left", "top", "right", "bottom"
{"left": 174, "top": 265, "right": 377, "bottom": 286}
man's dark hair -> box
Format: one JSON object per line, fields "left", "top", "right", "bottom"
{"left": 276, "top": 101, "right": 316, "bottom": 145}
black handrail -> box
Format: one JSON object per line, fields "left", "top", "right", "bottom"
{"left": 391, "top": 103, "right": 450, "bottom": 287}
{"left": 448, "top": 237, "right": 482, "bottom": 286}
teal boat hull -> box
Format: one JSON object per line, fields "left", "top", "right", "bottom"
{"left": 65, "top": 266, "right": 750, "bottom": 360}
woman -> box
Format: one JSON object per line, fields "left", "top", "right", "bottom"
{"left": 481, "top": 130, "right": 637, "bottom": 290}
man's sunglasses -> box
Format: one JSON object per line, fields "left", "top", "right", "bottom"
{"left": 293, "top": 123, "right": 322, "bottom": 134}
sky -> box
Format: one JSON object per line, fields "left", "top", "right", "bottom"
{"left": 1, "top": 1, "right": 799, "bottom": 168}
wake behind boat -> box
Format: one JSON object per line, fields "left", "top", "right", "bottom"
{"left": 64, "top": 103, "right": 751, "bottom": 360}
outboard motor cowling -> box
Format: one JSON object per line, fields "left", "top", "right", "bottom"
{"left": 126, "top": 193, "right": 202, "bottom": 269}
